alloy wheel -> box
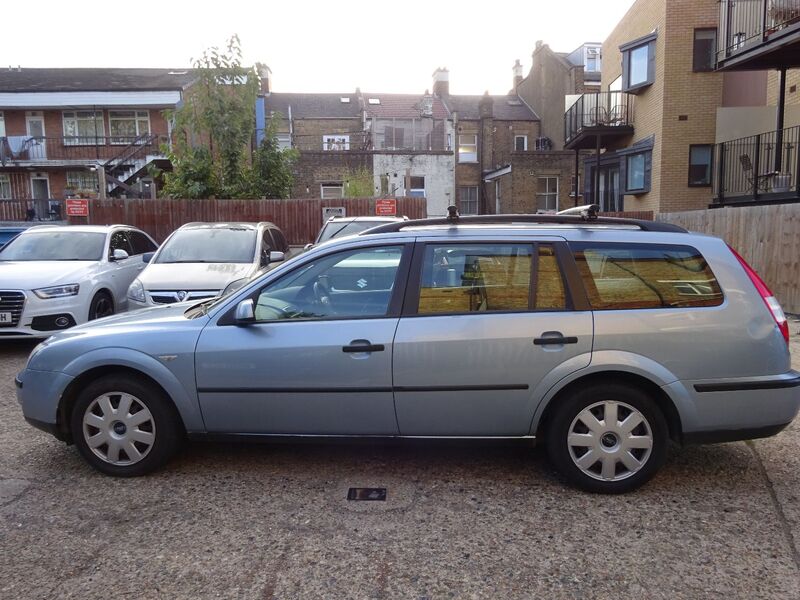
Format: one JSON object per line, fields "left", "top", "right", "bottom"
{"left": 567, "top": 400, "right": 654, "bottom": 482}
{"left": 82, "top": 392, "right": 156, "bottom": 466}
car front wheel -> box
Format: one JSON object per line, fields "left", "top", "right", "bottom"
{"left": 88, "top": 291, "right": 114, "bottom": 321}
{"left": 546, "top": 383, "right": 668, "bottom": 493}
{"left": 70, "top": 374, "right": 182, "bottom": 476}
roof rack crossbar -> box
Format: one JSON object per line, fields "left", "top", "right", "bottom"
{"left": 359, "top": 213, "right": 687, "bottom": 235}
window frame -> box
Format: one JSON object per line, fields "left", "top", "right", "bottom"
{"left": 276, "top": 133, "right": 292, "bottom": 150}
{"left": 0, "top": 111, "right": 5, "bottom": 137}
{"left": 458, "top": 134, "right": 478, "bottom": 163}
{"left": 408, "top": 175, "right": 426, "bottom": 198}
{"left": 320, "top": 183, "right": 344, "bottom": 199}
{"left": 108, "top": 110, "right": 151, "bottom": 144}
{"left": 62, "top": 110, "right": 105, "bottom": 145}
{"left": 536, "top": 176, "right": 559, "bottom": 212}
{"left": 218, "top": 243, "right": 413, "bottom": 325}
{"left": 620, "top": 32, "right": 657, "bottom": 94}
{"left": 322, "top": 135, "right": 350, "bottom": 151}
{"left": 514, "top": 135, "right": 528, "bottom": 152}
{"left": 458, "top": 186, "right": 479, "bottom": 215}
{"left": 625, "top": 151, "right": 649, "bottom": 194}
{"left": 0, "top": 173, "right": 11, "bottom": 199}
{"left": 569, "top": 241, "right": 725, "bottom": 311}
{"left": 693, "top": 28, "right": 717, "bottom": 73}
{"left": 401, "top": 240, "right": 577, "bottom": 318}
{"left": 688, "top": 144, "right": 714, "bottom": 187}
{"left": 65, "top": 171, "right": 100, "bottom": 194}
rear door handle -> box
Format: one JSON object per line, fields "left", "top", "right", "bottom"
{"left": 342, "top": 341, "right": 385, "bottom": 353}
{"left": 534, "top": 335, "right": 578, "bottom": 346}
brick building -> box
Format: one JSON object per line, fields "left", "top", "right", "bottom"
{"left": 0, "top": 68, "right": 196, "bottom": 215}
{"left": 263, "top": 66, "right": 582, "bottom": 216}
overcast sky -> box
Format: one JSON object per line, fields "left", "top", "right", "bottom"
{"left": 6, "top": 0, "right": 635, "bottom": 95}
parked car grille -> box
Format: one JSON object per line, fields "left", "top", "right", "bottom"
{"left": 0, "top": 291, "right": 25, "bottom": 327}
{"left": 149, "top": 290, "right": 220, "bottom": 304}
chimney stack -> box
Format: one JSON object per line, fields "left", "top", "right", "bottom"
{"left": 432, "top": 67, "right": 449, "bottom": 97}
{"left": 256, "top": 63, "right": 272, "bottom": 94}
{"left": 513, "top": 59, "right": 523, "bottom": 89}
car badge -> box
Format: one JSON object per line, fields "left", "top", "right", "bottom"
{"left": 177, "top": 291, "right": 187, "bottom": 301}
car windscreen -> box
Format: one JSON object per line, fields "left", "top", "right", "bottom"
{"left": 317, "top": 220, "right": 393, "bottom": 243}
{"left": 155, "top": 227, "right": 256, "bottom": 264}
{"left": 0, "top": 231, "right": 106, "bottom": 261}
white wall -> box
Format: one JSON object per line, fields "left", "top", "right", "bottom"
{"left": 372, "top": 153, "right": 455, "bottom": 216}
{"left": 716, "top": 105, "right": 800, "bottom": 143}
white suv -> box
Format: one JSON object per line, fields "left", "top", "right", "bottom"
{"left": 127, "top": 222, "right": 290, "bottom": 308}
{"left": 0, "top": 224, "right": 157, "bottom": 338}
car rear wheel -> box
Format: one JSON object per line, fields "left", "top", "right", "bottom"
{"left": 70, "top": 374, "right": 182, "bottom": 476}
{"left": 546, "top": 383, "right": 668, "bottom": 493}
{"left": 88, "top": 291, "right": 114, "bottom": 321}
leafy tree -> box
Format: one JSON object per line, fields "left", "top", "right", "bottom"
{"left": 161, "top": 36, "right": 295, "bottom": 199}
{"left": 343, "top": 167, "right": 375, "bottom": 197}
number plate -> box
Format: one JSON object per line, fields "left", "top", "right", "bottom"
{"left": 0, "top": 312, "right": 13, "bottom": 325}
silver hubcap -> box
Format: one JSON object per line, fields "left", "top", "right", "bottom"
{"left": 567, "top": 400, "right": 653, "bottom": 482}
{"left": 82, "top": 392, "right": 155, "bottom": 466}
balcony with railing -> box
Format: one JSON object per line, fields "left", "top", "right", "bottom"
{"left": 0, "top": 134, "right": 166, "bottom": 166}
{"left": 713, "top": 125, "right": 800, "bottom": 204}
{"left": 564, "top": 92, "right": 635, "bottom": 150}
{"left": 717, "top": 0, "right": 800, "bottom": 70}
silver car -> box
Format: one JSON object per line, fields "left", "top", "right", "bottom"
{"left": 16, "top": 211, "right": 800, "bottom": 492}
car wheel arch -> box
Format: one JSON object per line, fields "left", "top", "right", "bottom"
{"left": 533, "top": 370, "right": 684, "bottom": 445}
{"left": 57, "top": 364, "right": 186, "bottom": 444}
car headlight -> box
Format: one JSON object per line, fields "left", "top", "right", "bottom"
{"left": 127, "top": 279, "right": 146, "bottom": 303}
{"left": 33, "top": 284, "right": 80, "bottom": 299}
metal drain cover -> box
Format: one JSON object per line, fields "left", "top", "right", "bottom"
{"left": 347, "top": 487, "right": 387, "bottom": 501}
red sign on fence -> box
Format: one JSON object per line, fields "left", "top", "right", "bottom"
{"left": 65, "top": 199, "right": 89, "bottom": 217}
{"left": 375, "top": 198, "right": 397, "bottom": 216}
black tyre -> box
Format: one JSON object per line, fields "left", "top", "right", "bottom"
{"left": 546, "top": 383, "right": 668, "bottom": 493}
{"left": 70, "top": 374, "right": 183, "bottom": 477}
{"left": 88, "top": 291, "right": 114, "bottom": 321}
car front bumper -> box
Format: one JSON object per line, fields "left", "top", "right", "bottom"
{"left": 0, "top": 289, "right": 87, "bottom": 339}
{"left": 16, "top": 367, "right": 75, "bottom": 441}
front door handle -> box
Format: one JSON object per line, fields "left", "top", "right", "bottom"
{"left": 534, "top": 335, "right": 578, "bottom": 346}
{"left": 342, "top": 340, "right": 385, "bottom": 353}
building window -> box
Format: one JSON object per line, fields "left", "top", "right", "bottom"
{"left": 458, "top": 134, "right": 478, "bottom": 162}
{"left": 108, "top": 110, "right": 150, "bottom": 144}
{"left": 693, "top": 29, "right": 717, "bottom": 72}
{"left": 626, "top": 152, "right": 648, "bottom": 193}
{"left": 0, "top": 111, "right": 5, "bottom": 137}
{"left": 66, "top": 171, "right": 100, "bottom": 195}
{"left": 514, "top": 135, "right": 528, "bottom": 151}
{"left": 536, "top": 177, "right": 559, "bottom": 212}
{"left": 459, "top": 186, "right": 478, "bottom": 214}
{"left": 409, "top": 176, "right": 425, "bottom": 197}
{"left": 320, "top": 183, "right": 344, "bottom": 199}
{"left": 621, "top": 33, "right": 656, "bottom": 93}
{"left": 323, "top": 135, "right": 349, "bottom": 151}
{"left": 0, "top": 174, "right": 11, "bottom": 199}
{"left": 63, "top": 111, "right": 105, "bottom": 145}
{"left": 688, "top": 145, "right": 713, "bottom": 186}
{"left": 276, "top": 133, "right": 291, "bottom": 151}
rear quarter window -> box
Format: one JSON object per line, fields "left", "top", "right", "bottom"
{"left": 571, "top": 242, "right": 723, "bottom": 309}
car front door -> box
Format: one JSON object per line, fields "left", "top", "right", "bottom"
{"left": 194, "top": 242, "right": 412, "bottom": 435}
{"left": 392, "top": 239, "right": 593, "bottom": 436}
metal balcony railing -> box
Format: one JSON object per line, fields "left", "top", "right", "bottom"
{"left": 0, "top": 135, "right": 166, "bottom": 165}
{"left": 564, "top": 92, "right": 634, "bottom": 147}
{"left": 714, "top": 125, "right": 800, "bottom": 203}
{"left": 718, "top": 0, "right": 800, "bottom": 64}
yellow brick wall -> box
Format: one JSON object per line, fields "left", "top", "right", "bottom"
{"left": 601, "top": 0, "right": 724, "bottom": 213}
{"left": 767, "top": 68, "right": 800, "bottom": 106}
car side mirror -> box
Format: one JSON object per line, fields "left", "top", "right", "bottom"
{"left": 303, "top": 243, "right": 314, "bottom": 251}
{"left": 269, "top": 251, "right": 285, "bottom": 263}
{"left": 111, "top": 248, "right": 129, "bottom": 262}
{"left": 142, "top": 252, "right": 155, "bottom": 263}
{"left": 234, "top": 298, "right": 255, "bottom": 324}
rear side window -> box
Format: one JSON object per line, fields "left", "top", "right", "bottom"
{"left": 271, "top": 228, "right": 289, "bottom": 252}
{"left": 128, "top": 230, "right": 157, "bottom": 255}
{"left": 571, "top": 243, "right": 723, "bottom": 309}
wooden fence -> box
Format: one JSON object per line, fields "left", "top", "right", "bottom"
{"left": 65, "top": 197, "right": 428, "bottom": 245}
{"left": 658, "top": 204, "right": 800, "bottom": 314}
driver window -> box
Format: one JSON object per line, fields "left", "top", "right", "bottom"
{"left": 254, "top": 245, "right": 404, "bottom": 321}
{"left": 108, "top": 230, "right": 132, "bottom": 258}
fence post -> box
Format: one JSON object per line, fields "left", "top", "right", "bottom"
{"left": 717, "top": 142, "right": 726, "bottom": 204}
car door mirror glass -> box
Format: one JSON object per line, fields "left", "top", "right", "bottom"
{"left": 111, "top": 248, "right": 129, "bottom": 261}
{"left": 235, "top": 298, "right": 255, "bottom": 324}
{"left": 142, "top": 252, "right": 155, "bottom": 263}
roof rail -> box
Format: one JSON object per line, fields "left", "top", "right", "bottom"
{"left": 360, "top": 207, "right": 687, "bottom": 235}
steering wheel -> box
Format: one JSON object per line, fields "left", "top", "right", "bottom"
{"left": 313, "top": 275, "right": 332, "bottom": 309}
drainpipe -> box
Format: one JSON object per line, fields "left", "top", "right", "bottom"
{"left": 594, "top": 135, "right": 602, "bottom": 208}
{"left": 775, "top": 67, "right": 787, "bottom": 172}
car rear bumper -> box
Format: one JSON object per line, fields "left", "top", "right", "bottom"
{"left": 665, "top": 371, "right": 800, "bottom": 444}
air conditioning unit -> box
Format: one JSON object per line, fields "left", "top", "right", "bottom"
{"left": 535, "top": 136, "right": 553, "bottom": 151}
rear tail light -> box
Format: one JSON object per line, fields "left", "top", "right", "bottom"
{"left": 728, "top": 244, "right": 789, "bottom": 345}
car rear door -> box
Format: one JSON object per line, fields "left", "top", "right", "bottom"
{"left": 392, "top": 238, "right": 593, "bottom": 436}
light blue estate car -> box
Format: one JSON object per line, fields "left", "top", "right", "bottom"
{"left": 16, "top": 211, "right": 800, "bottom": 493}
